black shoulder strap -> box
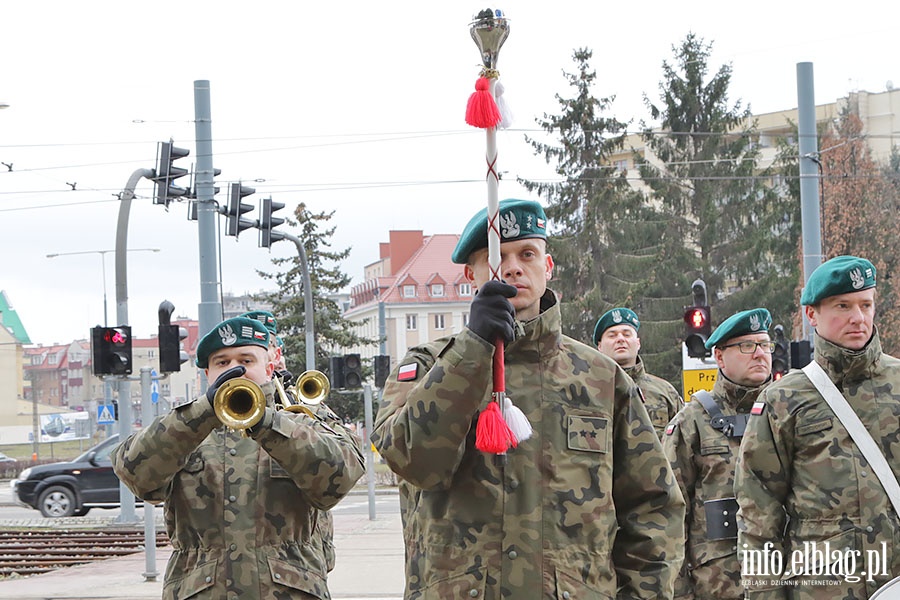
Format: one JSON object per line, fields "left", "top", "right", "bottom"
{"left": 693, "top": 389, "right": 747, "bottom": 438}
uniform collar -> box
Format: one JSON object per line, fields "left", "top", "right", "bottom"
{"left": 814, "top": 327, "right": 882, "bottom": 387}
{"left": 507, "top": 289, "right": 562, "bottom": 359}
{"left": 713, "top": 369, "right": 768, "bottom": 411}
{"left": 624, "top": 356, "right": 645, "bottom": 380}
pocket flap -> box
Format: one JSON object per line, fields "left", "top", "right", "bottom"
{"left": 267, "top": 556, "right": 329, "bottom": 598}
{"left": 168, "top": 558, "right": 217, "bottom": 600}
{"left": 797, "top": 418, "right": 833, "bottom": 436}
{"left": 567, "top": 416, "right": 610, "bottom": 453}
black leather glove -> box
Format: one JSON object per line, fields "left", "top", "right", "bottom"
{"left": 206, "top": 365, "right": 246, "bottom": 403}
{"left": 468, "top": 280, "right": 517, "bottom": 343}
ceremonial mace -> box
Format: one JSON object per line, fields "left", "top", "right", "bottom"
{"left": 467, "top": 9, "right": 531, "bottom": 454}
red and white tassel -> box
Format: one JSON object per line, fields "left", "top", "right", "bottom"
{"left": 475, "top": 400, "right": 517, "bottom": 453}
{"left": 494, "top": 80, "right": 513, "bottom": 130}
{"left": 465, "top": 76, "right": 501, "bottom": 129}
{"left": 503, "top": 396, "right": 532, "bottom": 442}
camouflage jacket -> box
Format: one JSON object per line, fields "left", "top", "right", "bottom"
{"left": 664, "top": 373, "right": 766, "bottom": 599}
{"left": 111, "top": 380, "right": 365, "bottom": 600}
{"left": 372, "top": 291, "right": 685, "bottom": 600}
{"left": 736, "top": 331, "right": 900, "bottom": 599}
{"left": 625, "top": 357, "right": 684, "bottom": 440}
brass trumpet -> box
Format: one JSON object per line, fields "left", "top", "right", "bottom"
{"left": 213, "top": 377, "right": 267, "bottom": 431}
{"left": 274, "top": 370, "right": 331, "bottom": 419}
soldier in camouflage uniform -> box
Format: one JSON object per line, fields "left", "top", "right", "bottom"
{"left": 241, "top": 309, "right": 338, "bottom": 573}
{"left": 593, "top": 307, "right": 684, "bottom": 439}
{"left": 736, "top": 256, "right": 900, "bottom": 598}
{"left": 372, "top": 199, "right": 685, "bottom": 599}
{"left": 663, "top": 307, "right": 774, "bottom": 599}
{"left": 112, "top": 316, "right": 364, "bottom": 600}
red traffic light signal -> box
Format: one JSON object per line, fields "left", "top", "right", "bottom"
{"left": 684, "top": 306, "right": 712, "bottom": 358}
{"left": 91, "top": 325, "right": 133, "bottom": 376}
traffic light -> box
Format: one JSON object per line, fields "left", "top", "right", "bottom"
{"left": 153, "top": 141, "right": 190, "bottom": 209}
{"left": 771, "top": 324, "right": 790, "bottom": 380}
{"left": 374, "top": 355, "right": 391, "bottom": 389}
{"left": 684, "top": 306, "right": 712, "bottom": 358}
{"left": 791, "top": 339, "right": 812, "bottom": 370}
{"left": 343, "top": 353, "right": 363, "bottom": 389}
{"left": 684, "top": 278, "right": 712, "bottom": 358}
{"left": 259, "top": 197, "right": 287, "bottom": 248}
{"left": 329, "top": 355, "right": 346, "bottom": 389}
{"left": 187, "top": 168, "right": 222, "bottom": 221}
{"left": 225, "top": 182, "right": 256, "bottom": 237}
{"left": 159, "top": 324, "right": 189, "bottom": 373}
{"left": 91, "top": 325, "right": 133, "bottom": 376}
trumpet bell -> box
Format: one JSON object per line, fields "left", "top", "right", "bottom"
{"left": 213, "top": 377, "right": 267, "bottom": 431}
{"left": 296, "top": 370, "right": 330, "bottom": 405}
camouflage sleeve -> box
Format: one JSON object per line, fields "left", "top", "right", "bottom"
{"left": 611, "top": 367, "right": 686, "bottom": 598}
{"left": 111, "top": 395, "right": 221, "bottom": 503}
{"left": 372, "top": 329, "right": 493, "bottom": 491}
{"left": 662, "top": 411, "right": 695, "bottom": 599}
{"left": 735, "top": 390, "right": 792, "bottom": 600}
{"left": 666, "top": 384, "right": 685, "bottom": 423}
{"left": 249, "top": 407, "right": 365, "bottom": 511}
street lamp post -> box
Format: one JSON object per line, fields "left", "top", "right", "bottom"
{"left": 46, "top": 248, "right": 160, "bottom": 326}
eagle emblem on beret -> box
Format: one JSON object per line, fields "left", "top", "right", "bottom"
{"left": 612, "top": 310, "right": 623, "bottom": 323}
{"left": 849, "top": 267, "right": 865, "bottom": 289}
{"left": 218, "top": 324, "right": 237, "bottom": 346}
{"left": 749, "top": 314, "right": 761, "bottom": 331}
{"left": 500, "top": 211, "right": 520, "bottom": 238}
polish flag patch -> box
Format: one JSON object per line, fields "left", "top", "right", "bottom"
{"left": 666, "top": 422, "right": 677, "bottom": 436}
{"left": 751, "top": 401, "right": 766, "bottom": 416}
{"left": 397, "top": 363, "right": 418, "bottom": 382}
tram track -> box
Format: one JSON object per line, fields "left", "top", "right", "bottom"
{"left": 0, "top": 528, "right": 168, "bottom": 576}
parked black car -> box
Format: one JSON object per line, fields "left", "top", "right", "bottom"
{"left": 12, "top": 434, "right": 125, "bottom": 517}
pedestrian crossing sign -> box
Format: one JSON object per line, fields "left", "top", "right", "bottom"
{"left": 98, "top": 404, "right": 116, "bottom": 424}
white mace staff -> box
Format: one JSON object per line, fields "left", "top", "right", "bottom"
{"left": 467, "top": 8, "right": 531, "bottom": 454}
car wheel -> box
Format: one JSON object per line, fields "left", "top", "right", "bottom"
{"left": 38, "top": 485, "right": 77, "bottom": 518}
{"left": 73, "top": 506, "right": 91, "bottom": 516}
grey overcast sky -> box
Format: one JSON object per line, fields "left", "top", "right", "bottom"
{"left": 2, "top": 0, "right": 897, "bottom": 346}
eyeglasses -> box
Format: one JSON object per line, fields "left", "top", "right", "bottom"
{"left": 719, "top": 340, "right": 776, "bottom": 354}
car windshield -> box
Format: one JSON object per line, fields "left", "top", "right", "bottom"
{"left": 73, "top": 435, "right": 119, "bottom": 462}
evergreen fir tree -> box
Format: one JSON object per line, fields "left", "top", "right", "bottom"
{"left": 255, "top": 202, "right": 376, "bottom": 422}
{"left": 637, "top": 33, "right": 799, "bottom": 336}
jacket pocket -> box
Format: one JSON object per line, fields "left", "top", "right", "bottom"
{"left": 796, "top": 418, "right": 833, "bottom": 436}
{"left": 267, "top": 556, "right": 329, "bottom": 598}
{"left": 567, "top": 416, "right": 610, "bottom": 453}
{"left": 555, "top": 567, "right": 614, "bottom": 599}
{"left": 416, "top": 567, "right": 487, "bottom": 599}
{"left": 164, "top": 558, "right": 216, "bottom": 600}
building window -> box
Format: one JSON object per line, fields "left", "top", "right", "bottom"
{"left": 463, "top": 313, "right": 469, "bottom": 327}
{"left": 48, "top": 354, "right": 58, "bottom": 365}
{"left": 458, "top": 283, "right": 472, "bottom": 296}
{"left": 403, "top": 285, "right": 416, "bottom": 298}
{"left": 406, "top": 314, "right": 417, "bottom": 330}
{"left": 434, "top": 314, "right": 445, "bottom": 330}
{"left": 615, "top": 159, "right": 629, "bottom": 172}
{"left": 431, "top": 284, "right": 444, "bottom": 297}
{"left": 31, "top": 356, "right": 42, "bottom": 366}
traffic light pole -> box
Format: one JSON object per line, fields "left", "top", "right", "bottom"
{"left": 193, "top": 80, "right": 222, "bottom": 388}
{"left": 115, "top": 167, "right": 154, "bottom": 524}
{"left": 272, "top": 231, "right": 316, "bottom": 371}
{"left": 797, "top": 63, "right": 823, "bottom": 342}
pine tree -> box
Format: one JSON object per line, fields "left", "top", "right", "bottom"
{"left": 520, "top": 48, "right": 694, "bottom": 385}
{"left": 255, "top": 202, "right": 376, "bottom": 422}
{"left": 638, "top": 33, "right": 799, "bottom": 334}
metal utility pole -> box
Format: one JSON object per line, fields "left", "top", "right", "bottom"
{"left": 797, "top": 62, "right": 823, "bottom": 342}
{"left": 115, "top": 168, "right": 154, "bottom": 524}
{"left": 193, "top": 80, "right": 222, "bottom": 389}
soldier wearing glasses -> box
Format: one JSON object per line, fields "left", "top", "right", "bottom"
{"left": 663, "top": 308, "right": 774, "bottom": 599}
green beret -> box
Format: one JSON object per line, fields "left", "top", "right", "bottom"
{"left": 800, "top": 255, "right": 876, "bottom": 305}
{"left": 592, "top": 307, "right": 640, "bottom": 345}
{"left": 240, "top": 310, "right": 277, "bottom": 334}
{"left": 451, "top": 199, "right": 548, "bottom": 264}
{"left": 275, "top": 335, "right": 285, "bottom": 350}
{"left": 196, "top": 317, "right": 270, "bottom": 368}
{"left": 705, "top": 308, "right": 772, "bottom": 349}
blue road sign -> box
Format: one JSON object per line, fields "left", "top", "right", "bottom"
{"left": 98, "top": 404, "right": 116, "bottom": 424}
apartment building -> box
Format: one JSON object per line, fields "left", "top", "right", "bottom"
{"left": 343, "top": 230, "right": 472, "bottom": 370}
